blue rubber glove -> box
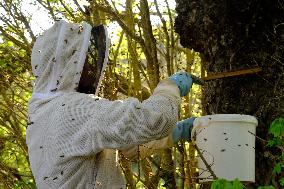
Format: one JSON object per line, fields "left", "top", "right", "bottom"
{"left": 169, "top": 72, "right": 193, "bottom": 97}
{"left": 172, "top": 117, "right": 196, "bottom": 144}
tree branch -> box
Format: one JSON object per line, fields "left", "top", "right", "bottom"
{"left": 73, "top": 0, "right": 86, "bottom": 15}
{"left": 59, "top": 0, "right": 76, "bottom": 20}
{"left": 154, "top": 0, "right": 171, "bottom": 76}
{"left": 94, "top": 0, "right": 145, "bottom": 45}
{"left": 36, "top": 0, "right": 57, "bottom": 21}
{"left": 193, "top": 144, "right": 217, "bottom": 180}
{"left": 0, "top": 27, "right": 31, "bottom": 53}
{"left": 11, "top": 3, "right": 36, "bottom": 42}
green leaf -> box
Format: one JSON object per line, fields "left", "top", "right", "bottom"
{"left": 273, "top": 163, "right": 282, "bottom": 174}
{"left": 269, "top": 118, "right": 284, "bottom": 138}
{"left": 210, "top": 182, "right": 219, "bottom": 189}
{"left": 280, "top": 178, "right": 284, "bottom": 186}
{"left": 224, "top": 182, "right": 233, "bottom": 189}
{"left": 0, "top": 59, "right": 6, "bottom": 67}
{"left": 257, "top": 186, "right": 275, "bottom": 189}
{"left": 210, "top": 179, "right": 244, "bottom": 189}
{"left": 267, "top": 138, "right": 281, "bottom": 147}
{"left": 7, "top": 41, "right": 13, "bottom": 47}
{"left": 211, "top": 179, "right": 226, "bottom": 189}
{"left": 232, "top": 179, "right": 245, "bottom": 189}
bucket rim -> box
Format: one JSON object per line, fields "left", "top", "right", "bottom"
{"left": 191, "top": 114, "right": 258, "bottom": 140}
{"left": 194, "top": 114, "right": 258, "bottom": 124}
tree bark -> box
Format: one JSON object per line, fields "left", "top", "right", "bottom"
{"left": 140, "top": 0, "right": 160, "bottom": 90}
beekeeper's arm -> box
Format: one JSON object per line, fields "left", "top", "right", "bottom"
{"left": 120, "top": 135, "right": 173, "bottom": 159}
{"left": 121, "top": 72, "right": 197, "bottom": 159}
{"left": 69, "top": 72, "right": 194, "bottom": 154}
{"left": 121, "top": 118, "right": 196, "bottom": 160}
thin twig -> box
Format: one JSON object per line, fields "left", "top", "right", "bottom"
{"left": 73, "top": 0, "right": 86, "bottom": 15}
{"left": 59, "top": 0, "right": 76, "bottom": 20}
{"left": 248, "top": 131, "right": 268, "bottom": 143}
{"left": 193, "top": 144, "right": 217, "bottom": 180}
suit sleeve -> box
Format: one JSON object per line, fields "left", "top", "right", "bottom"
{"left": 86, "top": 79, "right": 180, "bottom": 154}
{"left": 61, "top": 79, "right": 181, "bottom": 156}
{"left": 120, "top": 135, "right": 174, "bottom": 160}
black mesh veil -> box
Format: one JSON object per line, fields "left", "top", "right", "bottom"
{"left": 80, "top": 25, "right": 108, "bottom": 94}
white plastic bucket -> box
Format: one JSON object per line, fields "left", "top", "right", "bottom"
{"left": 191, "top": 114, "right": 258, "bottom": 183}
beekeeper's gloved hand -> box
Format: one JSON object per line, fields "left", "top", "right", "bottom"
{"left": 169, "top": 72, "right": 193, "bottom": 97}
{"left": 172, "top": 117, "right": 196, "bottom": 144}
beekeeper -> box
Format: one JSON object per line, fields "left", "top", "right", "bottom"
{"left": 26, "top": 20, "right": 197, "bottom": 189}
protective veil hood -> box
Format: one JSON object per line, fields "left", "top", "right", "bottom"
{"left": 30, "top": 20, "right": 109, "bottom": 103}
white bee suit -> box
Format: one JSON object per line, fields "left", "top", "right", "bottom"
{"left": 26, "top": 20, "right": 181, "bottom": 189}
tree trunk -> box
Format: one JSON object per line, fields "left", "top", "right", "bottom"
{"left": 175, "top": 0, "right": 284, "bottom": 188}
{"left": 140, "top": 0, "right": 160, "bottom": 90}
{"left": 126, "top": 0, "right": 142, "bottom": 99}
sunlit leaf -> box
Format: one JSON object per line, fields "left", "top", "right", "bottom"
{"left": 280, "top": 178, "right": 284, "bottom": 186}
{"left": 273, "top": 163, "right": 282, "bottom": 174}
{"left": 269, "top": 118, "right": 284, "bottom": 138}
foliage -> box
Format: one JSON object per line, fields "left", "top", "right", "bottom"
{"left": 210, "top": 179, "right": 244, "bottom": 189}
{"left": 269, "top": 118, "right": 284, "bottom": 139}
{"left": 210, "top": 179, "right": 280, "bottom": 189}
{"left": 257, "top": 186, "right": 276, "bottom": 189}
{"left": 0, "top": 16, "right": 32, "bottom": 187}
{"left": 268, "top": 117, "right": 284, "bottom": 187}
